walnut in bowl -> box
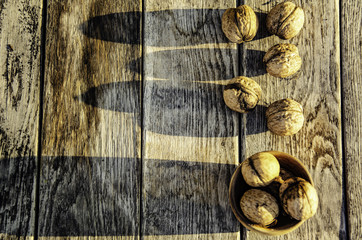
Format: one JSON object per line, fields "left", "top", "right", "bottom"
{"left": 229, "top": 151, "right": 316, "bottom": 235}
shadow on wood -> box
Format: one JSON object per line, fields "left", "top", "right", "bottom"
{"left": 38, "top": 156, "right": 140, "bottom": 237}
{"left": 241, "top": 49, "right": 267, "bottom": 78}
{"left": 143, "top": 159, "right": 239, "bottom": 235}
{"left": 0, "top": 157, "right": 36, "bottom": 236}
{"left": 80, "top": 10, "right": 271, "bottom": 46}
{"left": 7, "top": 156, "right": 238, "bottom": 236}
{"left": 246, "top": 105, "right": 269, "bottom": 135}
{"left": 130, "top": 49, "right": 267, "bottom": 79}
{"left": 131, "top": 48, "right": 237, "bottom": 81}
{"left": 252, "top": 12, "right": 272, "bottom": 41}
{"left": 75, "top": 81, "right": 242, "bottom": 137}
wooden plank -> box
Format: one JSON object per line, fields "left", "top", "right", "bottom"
{"left": 142, "top": 1, "right": 240, "bottom": 239}
{"left": 39, "top": 0, "right": 141, "bottom": 239}
{"left": 341, "top": 1, "right": 362, "bottom": 239}
{"left": 241, "top": 0, "right": 343, "bottom": 239}
{"left": 0, "top": 0, "right": 43, "bottom": 238}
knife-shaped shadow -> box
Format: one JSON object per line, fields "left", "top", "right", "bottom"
{"left": 76, "top": 81, "right": 240, "bottom": 137}
{"left": 7, "top": 156, "right": 237, "bottom": 236}
{"left": 130, "top": 49, "right": 267, "bottom": 79}
{"left": 80, "top": 10, "right": 271, "bottom": 46}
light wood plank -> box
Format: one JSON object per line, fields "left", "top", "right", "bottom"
{"left": 341, "top": 1, "right": 362, "bottom": 239}
{"left": 142, "top": 1, "right": 240, "bottom": 239}
{"left": 39, "top": 0, "right": 141, "bottom": 238}
{"left": 241, "top": 0, "right": 343, "bottom": 239}
{"left": 0, "top": 0, "right": 42, "bottom": 238}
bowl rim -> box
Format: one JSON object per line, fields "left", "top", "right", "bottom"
{"left": 228, "top": 150, "right": 314, "bottom": 235}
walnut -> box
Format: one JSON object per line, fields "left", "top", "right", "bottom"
{"left": 222, "top": 5, "right": 259, "bottom": 43}
{"left": 263, "top": 43, "right": 302, "bottom": 78}
{"left": 266, "top": 98, "right": 304, "bottom": 136}
{"left": 279, "top": 177, "right": 319, "bottom": 221}
{"left": 241, "top": 152, "right": 280, "bottom": 187}
{"left": 240, "top": 189, "right": 279, "bottom": 226}
{"left": 266, "top": 1, "right": 305, "bottom": 40}
{"left": 223, "top": 76, "right": 262, "bottom": 113}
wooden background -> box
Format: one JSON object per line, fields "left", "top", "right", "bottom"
{"left": 0, "top": 0, "right": 360, "bottom": 239}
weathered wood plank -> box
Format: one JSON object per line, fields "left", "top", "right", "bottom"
{"left": 142, "top": 1, "right": 240, "bottom": 239}
{"left": 0, "top": 0, "right": 43, "bottom": 238}
{"left": 39, "top": 0, "right": 141, "bottom": 239}
{"left": 241, "top": 0, "right": 343, "bottom": 239}
{"left": 341, "top": 1, "right": 362, "bottom": 239}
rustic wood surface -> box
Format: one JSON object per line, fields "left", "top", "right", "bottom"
{"left": 0, "top": 0, "right": 361, "bottom": 239}
{"left": 38, "top": 0, "right": 141, "bottom": 239}
{"left": 0, "top": 0, "right": 42, "bottom": 239}
{"left": 341, "top": 0, "right": 362, "bottom": 239}
{"left": 241, "top": 0, "right": 344, "bottom": 239}
{"left": 142, "top": 1, "right": 240, "bottom": 239}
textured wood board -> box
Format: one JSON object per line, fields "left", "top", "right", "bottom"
{"left": 341, "top": 0, "right": 362, "bottom": 239}
{"left": 0, "top": 0, "right": 42, "bottom": 238}
{"left": 142, "top": 1, "right": 240, "bottom": 239}
{"left": 240, "top": 0, "right": 343, "bottom": 239}
{"left": 39, "top": 0, "right": 141, "bottom": 238}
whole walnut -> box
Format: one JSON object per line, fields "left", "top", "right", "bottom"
{"left": 240, "top": 189, "right": 279, "bottom": 226}
{"left": 222, "top": 5, "right": 259, "bottom": 43}
{"left": 241, "top": 152, "right": 280, "bottom": 187}
{"left": 263, "top": 43, "right": 302, "bottom": 78}
{"left": 223, "top": 76, "right": 262, "bottom": 113}
{"left": 266, "top": 98, "right": 304, "bottom": 136}
{"left": 279, "top": 177, "right": 319, "bottom": 221}
{"left": 266, "top": 1, "right": 305, "bottom": 40}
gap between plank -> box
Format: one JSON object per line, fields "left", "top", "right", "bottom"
{"left": 236, "top": 1, "right": 245, "bottom": 240}
{"left": 34, "top": 0, "right": 48, "bottom": 239}
{"left": 140, "top": 0, "right": 145, "bottom": 239}
{"left": 339, "top": 0, "right": 350, "bottom": 239}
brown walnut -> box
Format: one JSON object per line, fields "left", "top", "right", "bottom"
{"left": 241, "top": 152, "right": 280, "bottom": 187}
{"left": 279, "top": 177, "right": 319, "bottom": 221}
{"left": 223, "top": 76, "right": 262, "bottom": 113}
{"left": 263, "top": 43, "right": 302, "bottom": 78}
{"left": 266, "top": 98, "right": 304, "bottom": 136}
{"left": 266, "top": 1, "right": 305, "bottom": 40}
{"left": 222, "top": 5, "right": 259, "bottom": 43}
{"left": 240, "top": 189, "right": 279, "bottom": 226}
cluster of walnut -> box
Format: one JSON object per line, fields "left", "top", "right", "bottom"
{"left": 240, "top": 152, "right": 318, "bottom": 226}
{"left": 222, "top": 2, "right": 306, "bottom": 136}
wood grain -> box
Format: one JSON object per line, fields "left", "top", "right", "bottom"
{"left": 0, "top": 0, "right": 42, "bottom": 238}
{"left": 142, "top": 1, "right": 240, "bottom": 239}
{"left": 241, "top": 0, "right": 343, "bottom": 239}
{"left": 39, "top": 0, "right": 141, "bottom": 238}
{"left": 341, "top": 1, "right": 362, "bottom": 239}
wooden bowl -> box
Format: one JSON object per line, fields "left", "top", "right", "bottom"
{"left": 229, "top": 151, "right": 314, "bottom": 235}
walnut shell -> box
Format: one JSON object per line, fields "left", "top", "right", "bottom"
{"left": 266, "top": 98, "right": 304, "bottom": 136}
{"left": 263, "top": 43, "right": 302, "bottom": 78}
{"left": 240, "top": 189, "right": 279, "bottom": 225}
{"left": 279, "top": 177, "right": 319, "bottom": 221}
{"left": 222, "top": 5, "right": 259, "bottom": 43}
{"left": 266, "top": 2, "right": 305, "bottom": 40}
{"left": 241, "top": 152, "right": 280, "bottom": 187}
{"left": 223, "top": 76, "right": 262, "bottom": 113}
